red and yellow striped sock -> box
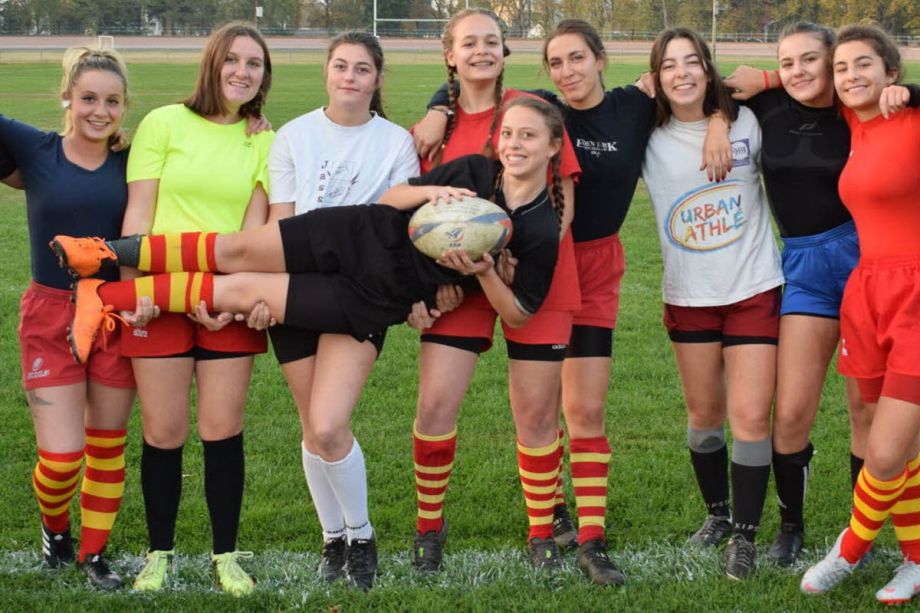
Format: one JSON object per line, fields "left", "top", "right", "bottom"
{"left": 571, "top": 436, "right": 611, "bottom": 544}
{"left": 78, "top": 429, "right": 126, "bottom": 561}
{"left": 413, "top": 424, "right": 456, "bottom": 534}
{"left": 553, "top": 428, "right": 566, "bottom": 507}
{"left": 517, "top": 438, "right": 561, "bottom": 540}
{"left": 892, "top": 454, "right": 920, "bottom": 563}
{"left": 33, "top": 449, "right": 83, "bottom": 532}
{"left": 98, "top": 272, "right": 214, "bottom": 314}
{"left": 136, "top": 232, "right": 218, "bottom": 273}
{"left": 840, "top": 467, "right": 907, "bottom": 563}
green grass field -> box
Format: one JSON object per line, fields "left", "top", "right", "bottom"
{"left": 1, "top": 54, "right": 919, "bottom": 611}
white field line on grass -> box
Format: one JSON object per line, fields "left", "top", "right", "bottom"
{"left": 0, "top": 542, "right": 903, "bottom": 594}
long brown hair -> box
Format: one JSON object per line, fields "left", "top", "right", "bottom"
{"left": 433, "top": 8, "right": 510, "bottom": 167}
{"left": 184, "top": 21, "right": 272, "bottom": 119}
{"left": 327, "top": 31, "right": 387, "bottom": 119}
{"left": 496, "top": 97, "right": 565, "bottom": 226}
{"left": 60, "top": 47, "right": 129, "bottom": 135}
{"left": 649, "top": 28, "right": 736, "bottom": 126}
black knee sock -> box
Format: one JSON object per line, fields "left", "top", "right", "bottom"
{"left": 850, "top": 453, "right": 864, "bottom": 491}
{"left": 731, "top": 463, "right": 771, "bottom": 542}
{"left": 203, "top": 432, "right": 244, "bottom": 555}
{"left": 689, "top": 446, "right": 730, "bottom": 518}
{"left": 141, "top": 441, "right": 183, "bottom": 551}
{"left": 772, "top": 443, "right": 814, "bottom": 530}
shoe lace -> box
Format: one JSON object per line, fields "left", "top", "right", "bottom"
{"left": 321, "top": 539, "right": 346, "bottom": 564}
{"left": 348, "top": 541, "right": 373, "bottom": 572}
{"left": 698, "top": 516, "right": 728, "bottom": 540}
{"left": 97, "top": 306, "right": 128, "bottom": 351}
{"left": 730, "top": 539, "right": 755, "bottom": 566}
{"left": 214, "top": 551, "right": 254, "bottom": 582}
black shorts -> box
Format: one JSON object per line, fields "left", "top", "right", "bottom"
{"left": 269, "top": 324, "right": 386, "bottom": 364}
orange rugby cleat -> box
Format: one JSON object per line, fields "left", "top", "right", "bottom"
{"left": 50, "top": 235, "right": 117, "bottom": 278}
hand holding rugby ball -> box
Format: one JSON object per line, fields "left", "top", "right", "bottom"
{"left": 408, "top": 195, "right": 513, "bottom": 261}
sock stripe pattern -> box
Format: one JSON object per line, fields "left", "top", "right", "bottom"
{"left": 413, "top": 426, "right": 456, "bottom": 533}
{"left": 517, "top": 438, "right": 561, "bottom": 539}
{"left": 840, "top": 467, "right": 907, "bottom": 563}
{"left": 553, "top": 429, "right": 566, "bottom": 507}
{"left": 99, "top": 272, "right": 214, "bottom": 314}
{"left": 79, "top": 428, "right": 127, "bottom": 560}
{"left": 138, "top": 232, "right": 217, "bottom": 273}
{"left": 570, "top": 437, "right": 611, "bottom": 544}
{"left": 33, "top": 449, "right": 83, "bottom": 533}
{"left": 892, "top": 454, "right": 920, "bottom": 562}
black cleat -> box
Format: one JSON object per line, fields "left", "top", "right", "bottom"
{"left": 79, "top": 553, "right": 123, "bottom": 590}
{"left": 528, "top": 537, "right": 562, "bottom": 570}
{"left": 724, "top": 534, "right": 757, "bottom": 580}
{"left": 552, "top": 504, "right": 578, "bottom": 551}
{"left": 319, "top": 536, "right": 347, "bottom": 582}
{"left": 346, "top": 534, "right": 378, "bottom": 591}
{"left": 576, "top": 539, "right": 625, "bottom": 586}
{"left": 41, "top": 524, "right": 75, "bottom": 569}
{"left": 689, "top": 514, "right": 732, "bottom": 547}
{"left": 767, "top": 522, "right": 803, "bottom": 567}
{"left": 412, "top": 521, "right": 448, "bottom": 573}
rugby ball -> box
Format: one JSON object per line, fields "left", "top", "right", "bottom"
{"left": 408, "top": 196, "right": 512, "bottom": 261}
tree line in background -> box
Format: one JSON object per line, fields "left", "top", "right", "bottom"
{"left": 0, "top": 0, "right": 917, "bottom": 39}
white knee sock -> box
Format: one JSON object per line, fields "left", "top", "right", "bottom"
{"left": 301, "top": 442, "right": 346, "bottom": 541}
{"left": 320, "top": 439, "right": 373, "bottom": 543}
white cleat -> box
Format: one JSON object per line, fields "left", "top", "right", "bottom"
{"left": 800, "top": 529, "right": 857, "bottom": 595}
{"left": 876, "top": 560, "right": 920, "bottom": 605}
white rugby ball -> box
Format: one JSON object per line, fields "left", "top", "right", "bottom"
{"left": 408, "top": 196, "right": 513, "bottom": 261}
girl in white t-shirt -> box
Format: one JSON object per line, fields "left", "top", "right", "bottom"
{"left": 641, "top": 28, "right": 783, "bottom": 581}
{"left": 263, "top": 31, "right": 418, "bottom": 590}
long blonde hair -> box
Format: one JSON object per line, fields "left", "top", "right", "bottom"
{"left": 59, "top": 46, "right": 129, "bottom": 135}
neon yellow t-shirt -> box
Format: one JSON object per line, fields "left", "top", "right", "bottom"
{"left": 127, "top": 104, "right": 274, "bottom": 234}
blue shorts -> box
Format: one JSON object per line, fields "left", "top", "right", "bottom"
{"left": 780, "top": 221, "right": 859, "bottom": 318}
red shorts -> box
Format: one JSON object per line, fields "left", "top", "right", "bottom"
{"left": 424, "top": 291, "right": 573, "bottom": 351}
{"left": 663, "top": 287, "right": 781, "bottom": 345}
{"left": 839, "top": 257, "right": 920, "bottom": 404}
{"left": 19, "top": 281, "right": 135, "bottom": 390}
{"left": 542, "top": 229, "right": 582, "bottom": 312}
{"left": 121, "top": 312, "right": 267, "bottom": 358}
{"left": 573, "top": 234, "right": 625, "bottom": 329}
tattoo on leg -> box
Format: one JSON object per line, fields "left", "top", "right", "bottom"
{"left": 27, "top": 390, "right": 53, "bottom": 407}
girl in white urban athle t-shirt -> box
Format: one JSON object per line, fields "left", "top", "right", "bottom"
{"left": 641, "top": 27, "right": 783, "bottom": 581}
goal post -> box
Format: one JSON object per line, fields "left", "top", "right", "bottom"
{"left": 372, "top": 0, "right": 468, "bottom": 37}
{"left": 96, "top": 35, "right": 115, "bottom": 50}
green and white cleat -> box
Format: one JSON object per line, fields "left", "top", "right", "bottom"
{"left": 133, "top": 549, "right": 174, "bottom": 592}
{"left": 212, "top": 550, "right": 255, "bottom": 596}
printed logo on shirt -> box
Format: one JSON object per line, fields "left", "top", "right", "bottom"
{"left": 316, "top": 160, "right": 359, "bottom": 206}
{"left": 666, "top": 180, "right": 746, "bottom": 252}
{"left": 133, "top": 327, "right": 149, "bottom": 338}
{"left": 27, "top": 356, "right": 50, "bottom": 380}
{"left": 575, "top": 138, "right": 618, "bottom": 157}
{"left": 791, "top": 121, "right": 822, "bottom": 136}
{"left": 730, "top": 139, "right": 751, "bottom": 167}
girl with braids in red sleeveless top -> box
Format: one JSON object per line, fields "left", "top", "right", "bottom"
{"left": 408, "top": 8, "right": 582, "bottom": 573}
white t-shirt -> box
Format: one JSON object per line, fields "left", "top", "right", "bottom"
{"left": 642, "top": 106, "right": 783, "bottom": 306}
{"left": 268, "top": 108, "right": 419, "bottom": 213}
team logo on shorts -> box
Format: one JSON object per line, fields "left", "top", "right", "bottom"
{"left": 666, "top": 180, "right": 747, "bottom": 252}
{"left": 27, "top": 356, "right": 50, "bottom": 380}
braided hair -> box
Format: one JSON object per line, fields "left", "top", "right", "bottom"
{"left": 494, "top": 97, "right": 566, "bottom": 227}
{"left": 432, "top": 8, "right": 511, "bottom": 167}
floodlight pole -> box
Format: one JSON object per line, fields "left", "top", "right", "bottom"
{"left": 373, "top": 0, "right": 377, "bottom": 37}
{"left": 711, "top": 0, "right": 718, "bottom": 59}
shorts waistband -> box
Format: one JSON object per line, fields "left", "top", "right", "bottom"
{"left": 26, "top": 280, "right": 74, "bottom": 299}
{"left": 781, "top": 220, "right": 856, "bottom": 249}
{"left": 857, "top": 254, "right": 920, "bottom": 269}
{"left": 573, "top": 233, "right": 621, "bottom": 250}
